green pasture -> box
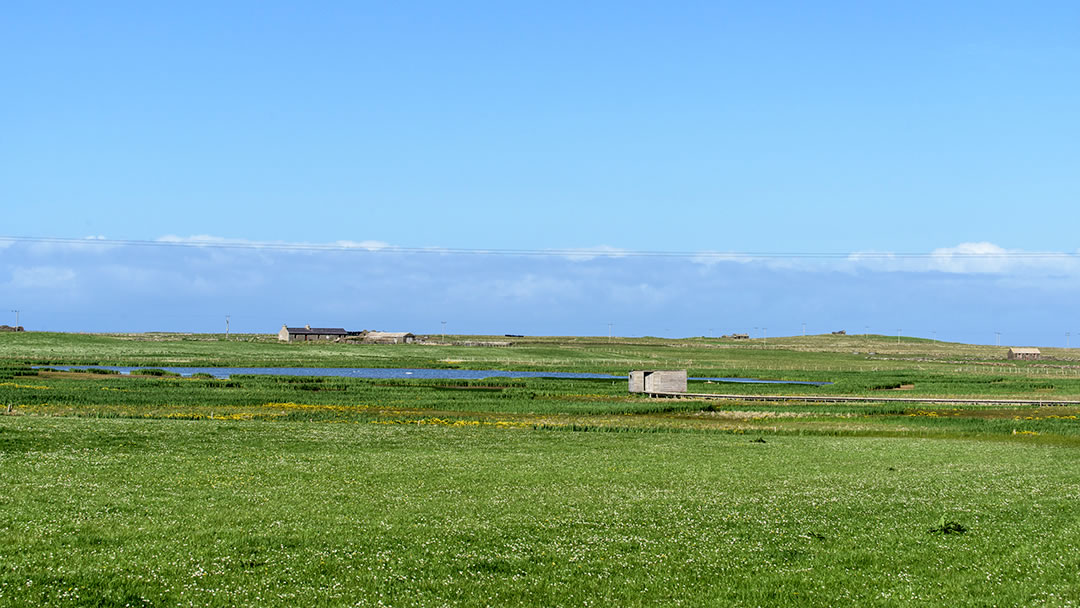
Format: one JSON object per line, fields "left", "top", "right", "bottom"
{"left": 1, "top": 367, "right": 1079, "bottom": 438}
{"left": 3, "top": 332, "right": 1080, "bottom": 606}
{"left": 2, "top": 417, "right": 1079, "bottom": 607}
{"left": 5, "top": 331, "right": 1080, "bottom": 403}
{"left": 2, "top": 331, "right": 1078, "bottom": 379}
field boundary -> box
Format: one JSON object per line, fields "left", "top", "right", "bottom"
{"left": 646, "top": 391, "right": 1080, "bottom": 406}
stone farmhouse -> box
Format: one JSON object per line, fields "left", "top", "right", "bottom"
{"left": 1007, "top": 347, "right": 1041, "bottom": 361}
{"left": 278, "top": 325, "right": 348, "bottom": 342}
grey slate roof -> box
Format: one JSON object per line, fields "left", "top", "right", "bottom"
{"left": 286, "top": 327, "right": 347, "bottom": 335}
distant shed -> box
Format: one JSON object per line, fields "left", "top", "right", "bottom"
{"left": 1007, "top": 347, "right": 1042, "bottom": 361}
{"left": 364, "top": 331, "right": 416, "bottom": 344}
{"left": 629, "top": 370, "right": 688, "bottom": 394}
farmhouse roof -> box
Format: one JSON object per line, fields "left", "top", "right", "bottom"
{"left": 1009, "top": 347, "right": 1041, "bottom": 354}
{"left": 286, "top": 326, "right": 347, "bottom": 335}
{"left": 366, "top": 331, "right": 414, "bottom": 338}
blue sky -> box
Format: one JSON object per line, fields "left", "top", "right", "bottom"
{"left": 2, "top": 2, "right": 1078, "bottom": 344}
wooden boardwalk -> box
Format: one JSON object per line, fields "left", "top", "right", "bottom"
{"left": 643, "top": 391, "right": 1080, "bottom": 407}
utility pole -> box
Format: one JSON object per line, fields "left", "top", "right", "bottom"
{"left": 932, "top": 330, "right": 937, "bottom": 342}
{"left": 995, "top": 331, "right": 1001, "bottom": 347}
{"left": 763, "top": 327, "right": 768, "bottom": 348}
{"left": 11, "top": 310, "right": 19, "bottom": 331}
{"left": 897, "top": 329, "right": 901, "bottom": 345}
{"left": 802, "top": 322, "right": 806, "bottom": 337}
{"left": 608, "top": 322, "right": 613, "bottom": 343}
{"left": 225, "top": 315, "right": 230, "bottom": 340}
{"left": 1067, "top": 332, "right": 1070, "bottom": 348}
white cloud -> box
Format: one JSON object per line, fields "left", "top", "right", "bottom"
{"left": 844, "top": 242, "right": 1080, "bottom": 275}
{"left": 27, "top": 235, "right": 117, "bottom": 255}
{"left": 929, "top": 242, "right": 1013, "bottom": 274}
{"left": 156, "top": 235, "right": 400, "bottom": 255}
{"left": 690, "top": 251, "right": 758, "bottom": 267}
{"left": 13, "top": 234, "right": 1080, "bottom": 279}
{"left": 156, "top": 234, "right": 259, "bottom": 247}
{"left": 333, "top": 240, "right": 391, "bottom": 251}
{"left": 844, "top": 250, "right": 915, "bottom": 273}
{"left": 559, "top": 245, "right": 629, "bottom": 262}
{"left": 157, "top": 234, "right": 224, "bottom": 243}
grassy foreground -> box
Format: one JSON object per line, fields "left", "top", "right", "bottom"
{"left": 3, "top": 417, "right": 1080, "bottom": 607}
{"left": 3, "top": 332, "right": 1080, "bottom": 606}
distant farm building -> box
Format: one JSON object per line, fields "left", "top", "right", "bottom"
{"left": 1007, "top": 347, "right": 1042, "bottom": 361}
{"left": 279, "top": 325, "right": 348, "bottom": 342}
{"left": 629, "top": 370, "right": 688, "bottom": 394}
{"left": 722, "top": 333, "right": 750, "bottom": 340}
{"left": 364, "top": 331, "right": 416, "bottom": 344}
{"left": 831, "top": 330, "right": 847, "bottom": 335}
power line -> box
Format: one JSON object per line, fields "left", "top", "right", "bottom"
{"left": 2, "top": 235, "right": 1078, "bottom": 260}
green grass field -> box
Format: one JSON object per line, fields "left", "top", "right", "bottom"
{"left": 3, "top": 332, "right": 1080, "bottom": 606}
{"left": 4, "top": 418, "right": 1080, "bottom": 607}
{"left": 4, "top": 331, "right": 1079, "bottom": 379}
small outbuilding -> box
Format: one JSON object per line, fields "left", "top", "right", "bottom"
{"left": 629, "top": 370, "right": 688, "bottom": 394}
{"left": 364, "top": 331, "right": 416, "bottom": 344}
{"left": 279, "top": 325, "right": 348, "bottom": 342}
{"left": 1007, "top": 347, "right": 1042, "bottom": 361}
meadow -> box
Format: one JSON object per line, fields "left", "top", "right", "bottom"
{"left": 3, "top": 418, "right": 1080, "bottom": 607}
{"left": 5, "top": 331, "right": 1080, "bottom": 379}
{"left": 2, "top": 332, "right": 1080, "bottom": 606}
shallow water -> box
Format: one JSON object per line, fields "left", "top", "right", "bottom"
{"left": 39, "top": 366, "right": 831, "bottom": 385}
